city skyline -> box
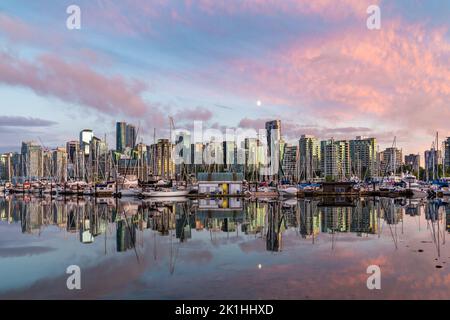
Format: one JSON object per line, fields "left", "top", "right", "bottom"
{"left": 1, "top": 1, "right": 450, "bottom": 157}
{"left": 3, "top": 118, "right": 448, "bottom": 183}
{"left": 3, "top": 2, "right": 450, "bottom": 304}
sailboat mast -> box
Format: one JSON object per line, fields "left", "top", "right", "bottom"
{"left": 436, "top": 131, "right": 439, "bottom": 180}
{"left": 393, "top": 136, "right": 397, "bottom": 176}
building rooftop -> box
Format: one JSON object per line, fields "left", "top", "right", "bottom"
{"left": 197, "top": 172, "right": 244, "bottom": 182}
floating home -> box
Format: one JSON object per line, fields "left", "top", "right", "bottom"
{"left": 321, "top": 182, "right": 357, "bottom": 194}
{"left": 197, "top": 172, "right": 244, "bottom": 196}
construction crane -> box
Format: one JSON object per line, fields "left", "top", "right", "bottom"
{"left": 168, "top": 116, "right": 175, "bottom": 143}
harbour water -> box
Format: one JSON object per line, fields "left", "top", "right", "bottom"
{"left": 1, "top": 195, "right": 450, "bottom": 300}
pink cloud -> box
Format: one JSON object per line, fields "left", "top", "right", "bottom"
{"left": 0, "top": 13, "right": 65, "bottom": 49}
{"left": 192, "top": 0, "right": 379, "bottom": 20}
{"left": 79, "top": 0, "right": 380, "bottom": 37}
{"left": 238, "top": 117, "right": 377, "bottom": 141}
{"left": 203, "top": 19, "right": 450, "bottom": 152}
{"left": 0, "top": 51, "right": 164, "bottom": 124}
{"left": 0, "top": 13, "right": 34, "bottom": 42}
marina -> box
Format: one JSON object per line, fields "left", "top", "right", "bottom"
{"left": 1, "top": 0, "right": 450, "bottom": 304}
{"left": 0, "top": 178, "right": 442, "bottom": 200}
{"left": 1, "top": 195, "right": 450, "bottom": 299}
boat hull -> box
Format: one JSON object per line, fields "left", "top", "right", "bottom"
{"left": 119, "top": 189, "right": 140, "bottom": 197}
{"left": 144, "top": 197, "right": 189, "bottom": 203}
{"left": 142, "top": 190, "right": 189, "bottom": 197}
{"left": 409, "top": 189, "right": 428, "bottom": 198}
{"left": 278, "top": 187, "right": 298, "bottom": 197}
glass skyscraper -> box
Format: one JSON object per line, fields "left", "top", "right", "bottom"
{"left": 116, "top": 122, "right": 127, "bottom": 152}
{"left": 116, "top": 122, "right": 136, "bottom": 153}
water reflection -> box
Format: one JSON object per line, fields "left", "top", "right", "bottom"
{"left": 1, "top": 196, "right": 448, "bottom": 253}
{"left": 1, "top": 195, "right": 450, "bottom": 299}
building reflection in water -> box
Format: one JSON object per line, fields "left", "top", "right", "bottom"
{"left": 117, "top": 218, "right": 136, "bottom": 252}
{"left": 1, "top": 195, "right": 449, "bottom": 255}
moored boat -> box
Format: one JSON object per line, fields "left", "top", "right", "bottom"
{"left": 118, "top": 186, "right": 141, "bottom": 197}
{"left": 141, "top": 187, "right": 189, "bottom": 198}
{"left": 278, "top": 186, "right": 298, "bottom": 197}
{"left": 402, "top": 173, "right": 428, "bottom": 198}
{"left": 94, "top": 182, "right": 116, "bottom": 197}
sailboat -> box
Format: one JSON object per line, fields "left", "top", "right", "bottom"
{"left": 277, "top": 185, "right": 298, "bottom": 197}
{"left": 94, "top": 181, "right": 116, "bottom": 197}
{"left": 402, "top": 173, "right": 428, "bottom": 198}
{"left": 117, "top": 176, "right": 141, "bottom": 197}
{"left": 141, "top": 186, "right": 190, "bottom": 198}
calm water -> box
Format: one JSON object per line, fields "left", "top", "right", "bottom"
{"left": 1, "top": 195, "right": 450, "bottom": 300}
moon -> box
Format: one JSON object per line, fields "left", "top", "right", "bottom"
{"left": 256, "top": 100, "right": 262, "bottom": 107}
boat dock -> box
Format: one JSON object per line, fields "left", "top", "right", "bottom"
{"left": 187, "top": 189, "right": 416, "bottom": 199}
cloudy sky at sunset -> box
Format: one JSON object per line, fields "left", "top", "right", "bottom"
{"left": 0, "top": 0, "right": 449, "bottom": 155}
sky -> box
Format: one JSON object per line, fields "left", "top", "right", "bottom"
{"left": 0, "top": 0, "right": 449, "bottom": 156}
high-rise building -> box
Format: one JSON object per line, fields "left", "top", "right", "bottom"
{"left": 66, "top": 141, "right": 79, "bottom": 163}
{"left": 244, "top": 138, "right": 262, "bottom": 181}
{"left": 279, "top": 137, "right": 286, "bottom": 161}
{"left": 191, "top": 142, "right": 204, "bottom": 172}
{"left": 265, "top": 120, "right": 282, "bottom": 180}
{"left": 150, "top": 139, "right": 175, "bottom": 179}
{"left": 0, "top": 153, "right": 13, "bottom": 181}
{"left": 265, "top": 121, "right": 281, "bottom": 153}
{"left": 42, "top": 149, "right": 53, "bottom": 178}
{"left": 223, "top": 140, "right": 237, "bottom": 171}
{"left": 203, "top": 137, "right": 225, "bottom": 172}
{"left": 443, "top": 137, "right": 450, "bottom": 171}
{"left": 320, "top": 139, "right": 350, "bottom": 181}
{"left": 116, "top": 122, "right": 127, "bottom": 152}
{"left": 405, "top": 154, "right": 420, "bottom": 174}
{"left": 21, "top": 141, "right": 43, "bottom": 179}
{"left": 53, "top": 147, "right": 68, "bottom": 182}
{"left": 349, "top": 136, "right": 377, "bottom": 179}
{"left": 88, "top": 137, "right": 109, "bottom": 181}
{"left": 80, "top": 129, "right": 94, "bottom": 156}
{"left": 380, "top": 147, "right": 403, "bottom": 175}
{"left": 299, "top": 135, "right": 321, "bottom": 182}
{"left": 135, "top": 143, "right": 149, "bottom": 181}
{"left": 281, "top": 144, "right": 298, "bottom": 182}
{"left": 66, "top": 141, "right": 81, "bottom": 179}
{"left": 203, "top": 138, "right": 224, "bottom": 171}
{"left": 11, "top": 153, "right": 21, "bottom": 179}
{"left": 425, "top": 148, "right": 442, "bottom": 181}
{"left": 116, "top": 122, "right": 137, "bottom": 153}
{"left": 126, "top": 124, "right": 136, "bottom": 149}
{"left": 174, "top": 131, "right": 191, "bottom": 176}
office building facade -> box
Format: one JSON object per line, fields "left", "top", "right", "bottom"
{"left": 380, "top": 147, "right": 403, "bottom": 175}
{"left": 349, "top": 137, "right": 377, "bottom": 179}
{"left": 404, "top": 154, "right": 420, "bottom": 175}
{"left": 150, "top": 139, "right": 175, "bottom": 179}
{"left": 320, "top": 139, "right": 350, "bottom": 181}
{"left": 299, "top": 135, "right": 321, "bottom": 182}
{"left": 21, "top": 141, "right": 43, "bottom": 179}
{"left": 0, "top": 153, "right": 13, "bottom": 181}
